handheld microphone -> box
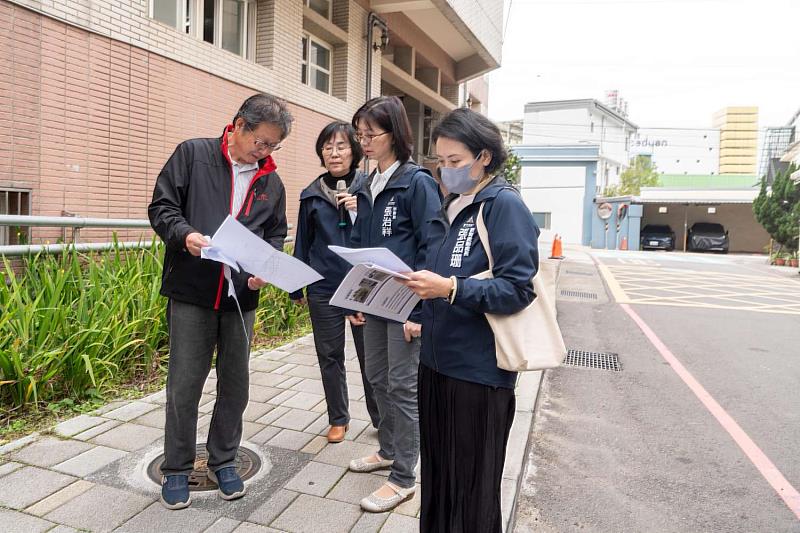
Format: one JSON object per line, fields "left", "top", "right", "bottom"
{"left": 336, "top": 179, "right": 348, "bottom": 228}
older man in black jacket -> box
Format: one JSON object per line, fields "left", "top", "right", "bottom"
{"left": 148, "top": 93, "right": 292, "bottom": 510}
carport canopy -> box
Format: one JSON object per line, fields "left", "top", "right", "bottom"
{"left": 636, "top": 187, "right": 767, "bottom": 253}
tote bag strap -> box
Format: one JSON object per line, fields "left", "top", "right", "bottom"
{"left": 475, "top": 202, "right": 494, "bottom": 271}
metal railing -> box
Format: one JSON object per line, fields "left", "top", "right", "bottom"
{"left": 0, "top": 215, "right": 293, "bottom": 257}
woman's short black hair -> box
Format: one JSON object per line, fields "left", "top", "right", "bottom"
{"left": 431, "top": 108, "right": 507, "bottom": 175}
{"left": 315, "top": 121, "right": 363, "bottom": 172}
{"left": 352, "top": 96, "right": 414, "bottom": 163}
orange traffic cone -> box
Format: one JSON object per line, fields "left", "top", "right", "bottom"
{"left": 620, "top": 236, "right": 628, "bottom": 250}
{"left": 549, "top": 234, "right": 564, "bottom": 260}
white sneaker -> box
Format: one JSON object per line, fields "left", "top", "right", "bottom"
{"left": 348, "top": 453, "right": 394, "bottom": 473}
{"left": 360, "top": 482, "right": 416, "bottom": 512}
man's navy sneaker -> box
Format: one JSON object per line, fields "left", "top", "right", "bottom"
{"left": 208, "top": 466, "right": 246, "bottom": 500}
{"left": 160, "top": 474, "right": 191, "bottom": 510}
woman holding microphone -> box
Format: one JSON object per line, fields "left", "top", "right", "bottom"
{"left": 290, "top": 121, "right": 380, "bottom": 443}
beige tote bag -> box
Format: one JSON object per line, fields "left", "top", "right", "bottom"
{"left": 471, "top": 202, "right": 567, "bottom": 371}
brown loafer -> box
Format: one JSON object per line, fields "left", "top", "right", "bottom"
{"left": 327, "top": 424, "right": 348, "bottom": 443}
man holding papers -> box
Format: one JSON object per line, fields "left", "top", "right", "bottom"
{"left": 148, "top": 94, "right": 292, "bottom": 510}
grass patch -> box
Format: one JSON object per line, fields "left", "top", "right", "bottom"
{"left": 0, "top": 240, "right": 310, "bottom": 444}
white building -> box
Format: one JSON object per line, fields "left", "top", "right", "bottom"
{"left": 630, "top": 129, "right": 720, "bottom": 175}
{"left": 523, "top": 99, "right": 638, "bottom": 193}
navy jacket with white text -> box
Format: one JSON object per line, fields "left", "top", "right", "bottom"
{"left": 420, "top": 177, "right": 540, "bottom": 389}
{"left": 350, "top": 160, "right": 442, "bottom": 323}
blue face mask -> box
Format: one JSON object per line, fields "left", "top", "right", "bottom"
{"left": 439, "top": 155, "right": 482, "bottom": 194}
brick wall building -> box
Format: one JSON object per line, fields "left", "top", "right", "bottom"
{"left": 0, "top": 0, "right": 502, "bottom": 244}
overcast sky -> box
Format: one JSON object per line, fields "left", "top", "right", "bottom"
{"left": 487, "top": 0, "right": 800, "bottom": 130}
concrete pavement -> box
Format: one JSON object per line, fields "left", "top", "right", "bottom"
{"left": 0, "top": 258, "right": 561, "bottom": 532}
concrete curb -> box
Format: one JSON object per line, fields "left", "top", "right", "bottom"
{"left": 501, "top": 256, "right": 564, "bottom": 532}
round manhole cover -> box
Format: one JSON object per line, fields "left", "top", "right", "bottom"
{"left": 147, "top": 444, "right": 262, "bottom": 491}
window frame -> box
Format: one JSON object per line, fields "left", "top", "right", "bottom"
{"left": 151, "top": 0, "right": 256, "bottom": 60}
{"left": 305, "top": 0, "right": 332, "bottom": 20}
{"left": 0, "top": 188, "right": 32, "bottom": 246}
{"left": 301, "top": 32, "right": 333, "bottom": 95}
{"left": 531, "top": 211, "right": 551, "bottom": 230}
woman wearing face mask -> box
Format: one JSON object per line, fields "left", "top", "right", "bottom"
{"left": 346, "top": 96, "right": 442, "bottom": 513}
{"left": 401, "top": 108, "right": 540, "bottom": 532}
{"left": 290, "top": 121, "right": 381, "bottom": 443}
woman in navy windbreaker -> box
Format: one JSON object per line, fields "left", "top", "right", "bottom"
{"left": 345, "top": 96, "right": 442, "bottom": 513}
{"left": 402, "top": 108, "right": 541, "bottom": 532}
{"left": 290, "top": 121, "right": 380, "bottom": 443}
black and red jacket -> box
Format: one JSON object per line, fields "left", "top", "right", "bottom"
{"left": 148, "top": 126, "right": 288, "bottom": 312}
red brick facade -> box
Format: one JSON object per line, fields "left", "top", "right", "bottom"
{"left": 0, "top": 2, "right": 335, "bottom": 243}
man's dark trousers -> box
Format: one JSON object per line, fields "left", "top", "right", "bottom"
{"left": 161, "top": 299, "right": 255, "bottom": 475}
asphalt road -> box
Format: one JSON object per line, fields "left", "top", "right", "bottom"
{"left": 513, "top": 250, "right": 800, "bottom": 533}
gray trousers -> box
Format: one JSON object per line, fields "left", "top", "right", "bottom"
{"left": 363, "top": 316, "right": 421, "bottom": 489}
{"left": 308, "top": 293, "right": 380, "bottom": 427}
{"left": 161, "top": 299, "right": 254, "bottom": 476}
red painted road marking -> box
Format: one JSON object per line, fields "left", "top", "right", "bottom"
{"left": 620, "top": 303, "right": 800, "bottom": 520}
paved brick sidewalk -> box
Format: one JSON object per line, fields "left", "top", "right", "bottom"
{"left": 0, "top": 331, "right": 542, "bottom": 532}
{"left": 0, "top": 258, "right": 559, "bottom": 532}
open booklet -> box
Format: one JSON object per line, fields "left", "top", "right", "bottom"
{"left": 201, "top": 215, "right": 323, "bottom": 294}
{"left": 328, "top": 245, "right": 420, "bottom": 323}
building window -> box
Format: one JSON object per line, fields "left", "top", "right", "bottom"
{"left": 152, "top": 0, "right": 256, "bottom": 59}
{"left": 305, "top": 0, "right": 331, "bottom": 19}
{"left": 221, "top": 0, "right": 245, "bottom": 55}
{"left": 202, "top": 0, "right": 215, "bottom": 43}
{"left": 301, "top": 34, "right": 331, "bottom": 93}
{"left": 531, "top": 212, "right": 551, "bottom": 230}
{"left": 0, "top": 189, "right": 31, "bottom": 245}
{"left": 153, "top": 0, "right": 181, "bottom": 28}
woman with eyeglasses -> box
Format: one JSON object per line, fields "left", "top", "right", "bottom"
{"left": 400, "top": 108, "right": 540, "bottom": 532}
{"left": 345, "top": 96, "right": 442, "bottom": 513}
{"left": 290, "top": 121, "right": 381, "bottom": 444}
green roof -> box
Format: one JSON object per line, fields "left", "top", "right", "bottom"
{"left": 657, "top": 174, "right": 759, "bottom": 189}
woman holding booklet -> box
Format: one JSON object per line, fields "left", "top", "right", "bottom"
{"left": 401, "top": 108, "right": 540, "bottom": 532}
{"left": 290, "top": 121, "right": 380, "bottom": 443}
{"left": 346, "top": 96, "right": 442, "bottom": 512}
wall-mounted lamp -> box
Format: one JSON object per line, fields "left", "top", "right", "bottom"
{"left": 374, "top": 27, "right": 389, "bottom": 51}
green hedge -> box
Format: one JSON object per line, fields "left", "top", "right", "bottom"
{"left": 0, "top": 241, "right": 309, "bottom": 411}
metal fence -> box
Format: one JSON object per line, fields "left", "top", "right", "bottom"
{"left": 0, "top": 215, "right": 293, "bottom": 257}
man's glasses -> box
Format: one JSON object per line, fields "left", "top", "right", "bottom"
{"left": 253, "top": 138, "right": 282, "bottom": 152}
{"left": 355, "top": 131, "right": 389, "bottom": 144}
{"left": 246, "top": 125, "right": 282, "bottom": 152}
{"left": 322, "top": 143, "right": 352, "bottom": 155}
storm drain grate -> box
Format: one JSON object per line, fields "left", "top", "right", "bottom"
{"left": 147, "top": 444, "right": 262, "bottom": 491}
{"left": 565, "top": 270, "right": 594, "bottom": 277}
{"left": 560, "top": 289, "right": 598, "bottom": 300}
{"left": 563, "top": 349, "right": 621, "bottom": 371}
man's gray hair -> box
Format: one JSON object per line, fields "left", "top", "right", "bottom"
{"left": 233, "top": 93, "right": 294, "bottom": 140}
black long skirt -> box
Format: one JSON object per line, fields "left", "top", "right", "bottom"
{"left": 419, "top": 363, "right": 516, "bottom": 533}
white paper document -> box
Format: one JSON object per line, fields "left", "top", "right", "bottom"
{"left": 328, "top": 245, "right": 413, "bottom": 275}
{"left": 330, "top": 263, "right": 420, "bottom": 323}
{"left": 201, "top": 215, "right": 323, "bottom": 293}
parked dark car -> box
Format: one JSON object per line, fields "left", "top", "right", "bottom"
{"left": 640, "top": 224, "right": 675, "bottom": 251}
{"left": 688, "top": 222, "right": 729, "bottom": 253}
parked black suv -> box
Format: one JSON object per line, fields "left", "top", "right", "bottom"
{"left": 640, "top": 224, "right": 675, "bottom": 251}
{"left": 687, "top": 222, "right": 729, "bottom": 253}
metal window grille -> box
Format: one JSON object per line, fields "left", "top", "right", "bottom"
{"left": 0, "top": 190, "right": 31, "bottom": 245}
